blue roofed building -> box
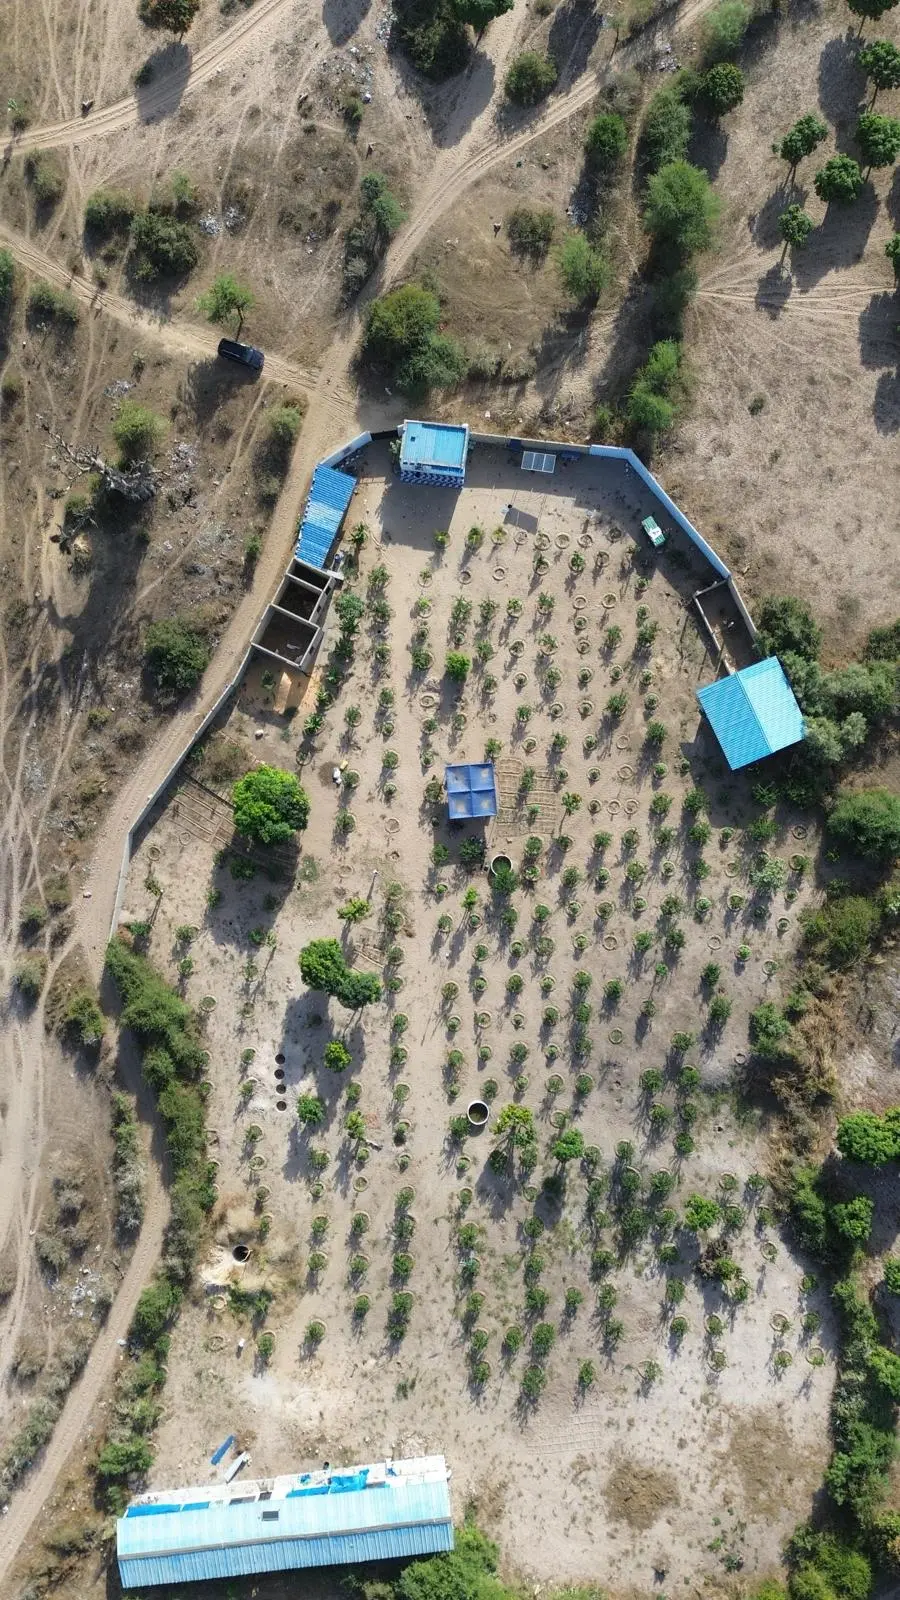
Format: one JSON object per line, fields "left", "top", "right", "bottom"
{"left": 445, "top": 762, "right": 498, "bottom": 821}
{"left": 696, "top": 658, "right": 805, "bottom": 770}
{"left": 295, "top": 464, "right": 356, "bottom": 569}
{"left": 399, "top": 421, "right": 469, "bottom": 488}
{"left": 117, "top": 1456, "right": 453, "bottom": 1589}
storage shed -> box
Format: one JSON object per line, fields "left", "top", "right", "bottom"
{"left": 445, "top": 762, "right": 499, "bottom": 820}
{"left": 696, "top": 658, "right": 805, "bottom": 770}
{"left": 398, "top": 421, "right": 468, "bottom": 488}
{"left": 295, "top": 464, "right": 356, "bottom": 569}
{"left": 117, "top": 1456, "right": 453, "bottom": 1589}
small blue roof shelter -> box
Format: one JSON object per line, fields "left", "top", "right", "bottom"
{"left": 295, "top": 465, "right": 356, "bottom": 568}
{"left": 696, "top": 658, "right": 805, "bottom": 770}
{"left": 399, "top": 421, "right": 468, "bottom": 488}
{"left": 445, "top": 762, "right": 498, "bottom": 820}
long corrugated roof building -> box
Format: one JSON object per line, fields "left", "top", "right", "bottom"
{"left": 116, "top": 1456, "right": 453, "bottom": 1589}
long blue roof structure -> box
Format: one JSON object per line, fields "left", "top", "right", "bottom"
{"left": 445, "top": 762, "right": 498, "bottom": 820}
{"left": 295, "top": 464, "right": 356, "bottom": 569}
{"left": 117, "top": 1457, "right": 453, "bottom": 1589}
{"left": 696, "top": 658, "right": 805, "bottom": 770}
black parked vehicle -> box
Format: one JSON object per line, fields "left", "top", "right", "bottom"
{"left": 217, "top": 338, "right": 264, "bottom": 372}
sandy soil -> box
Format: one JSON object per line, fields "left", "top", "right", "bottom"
{"left": 110, "top": 445, "right": 835, "bottom": 1597}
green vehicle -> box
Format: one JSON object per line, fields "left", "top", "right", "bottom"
{"left": 641, "top": 514, "right": 666, "bottom": 550}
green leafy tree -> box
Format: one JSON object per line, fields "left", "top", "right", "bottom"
{"left": 831, "top": 1194, "right": 874, "bottom": 1244}
{"left": 749, "top": 1000, "right": 793, "bottom": 1060}
{"left": 778, "top": 113, "right": 828, "bottom": 172}
{"left": 297, "top": 1093, "right": 326, "bottom": 1126}
{"left": 814, "top": 154, "right": 865, "bottom": 203}
{"left": 585, "top": 112, "right": 628, "bottom": 169}
{"left": 639, "top": 85, "right": 692, "bottom": 173}
{"left": 452, "top": 0, "right": 513, "bottom": 36}
{"left": 856, "top": 111, "right": 900, "bottom": 172}
{"left": 756, "top": 595, "right": 821, "bottom": 659}
{"left": 887, "top": 233, "right": 900, "bottom": 278}
{"left": 858, "top": 39, "right": 900, "bottom": 99}
{"left": 699, "top": 62, "right": 745, "bottom": 116}
{"left": 837, "top": 1110, "right": 900, "bottom": 1164}
{"left": 627, "top": 338, "right": 685, "bottom": 436}
{"left": 504, "top": 51, "right": 558, "bottom": 105}
{"left": 232, "top": 766, "right": 310, "bottom": 846}
{"left": 298, "top": 938, "right": 382, "bottom": 1010}
{"left": 552, "top": 1128, "right": 585, "bottom": 1163}
{"left": 683, "top": 1194, "right": 720, "bottom": 1232}
{"left": 138, "top": 0, "right": 200, "bottom": 35}
{"left": 362, "top": 283, "right": 464, "bottom": 397}
{"left": 846, "top": 0, "right": 899, "bottom": 36}
{"left": 144, "top": 616, "right": 210, "bottom": 696}
{"left": 112, "top": 399, "right": 166, "bottom": 462}
{"left": 337, "top": 897, "right": 370, "bottom": 924}
{"left": 494, "top": 1104, "right": 535, "bottom": 1149}
{"left": 0, "top": 247, "right": 15, "bottom": 307}
{"left": 557, "top": 234, "right": 608, "bottom": 302}
{"left": 323, "top": 1039, "right": 352, "bottom": 1072}
{"left": 196, "top": 273, "right": 255, "bottom": 335}
{"left": 643, "top": 161, "right": 721, "bottom": 257}
{"left": 445, "top": 650, "right": 471, "bottom": 683}
{"left": 778, "top": 204, "right": 813, "bottom": 257}
{"left": 360, "top": 173, "right": 406, "bottom": 242}
{"left": 828, "top": 786, "right": 900, "bottom": 860}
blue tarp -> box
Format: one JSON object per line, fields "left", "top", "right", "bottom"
{"left": 295, "top": 465, "right": 355, "bottom": 569}
{"left": 697, "top": 658, "right": 805, "bottom": 770}
{"left": 445, "top": 763, "right": 498, "bottom": 820}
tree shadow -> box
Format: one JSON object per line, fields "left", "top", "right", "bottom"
{"left": 389, "top": 42, "right": 496, "bottom": 151}
{"left": 749, "top": 183, "right": 801, "bottom": 251}
{"left": 134, "top": 42, "right": 192, "bottom": 125}
{"left": 548, "top": 0, "right": 605, "bottom": 90}
{"left": 324, "top": 0, "right": 373, "bottom": 44}
{"left": 817, "top": 33, "right": 867, "bottom": 143}
{"left": 178, "top": 356, "right": 258, "bottom": 427}
{"left": 887, "top": 167, "right": 900, "bottom": 228}
{"left": 790, "top": 185, "right": 879, "bottom": 289}
{"left": 687, "top": 118, "right": 729, "bottom": 184}
{"left": 872, "top": 369, "right": 900, "bottom": 435}
{"left": 755, "top": 261, "right": 794, "bottom": 318}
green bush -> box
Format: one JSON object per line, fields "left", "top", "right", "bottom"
{"left": 506, "top": 206, "right": 556, "bottom": 258}
{"left": 749, "top": 1001, "right": 793, "bottom": 1061}
{"left": 394, "top": 0, "right": 470, "bottom": 79}
{"left": 97, "top": 1437, "right": 153, "bottom": 1479}
{"left": 638, "top": 84, "right": 691, "bottom": 173}
{"left": 701, "top": 0, "right": 750, "bottom": 62}
{"left": 837, "top": 1109, "right": 900, "bottom": 1165}
{"left": 113, "top": 400, "right": 166, "bottom": 463}
{"left": 756, "top": 595, "right": 822, "bottom": 660}
{"left": 504, "top": 51, "right": 557, "bottom": 105}
{"left": 828, "top": 787, "right": 900, "bottom": 861}
{"left": 144, "top": 616, "right": 211, "bottom": 697}
{"left": 232, "top": 766, "right": 310, "bottom": 846}
{"left": 14, "top": 955, "right": 47, "bottom": 1002}
{"left": 298, "top": 938, "right": 381, "bottom": 1010}
{"left": 557, "top": 234, "right": 608, "bottom": 302}
{"left": 27, "top": 280, "right": 79, "bottom": 326}
{"left": 584, "top": 111, "right": 628, "bottom": 170}
{"left": 85, "top": 188, "right": 136, "bottom": 236}
{"left": 802, "top": 896, "right": 880, "bottom": 967}
{"left": 0, "top": 248, "right": 14, "bottom": 308}
{"left": 25, "top": 150, "right": 65, "bottom": 206}
{"left": 130, "top": 208, "right": 199, "bottom": 280}
{"left": 132, "top": 1278, "right": 182, "bottom": 1346}
{"left": 627, "top": 338, "right": 686, "bottom": 436}
{"left": 698, "top": 62, "right": 745, "bottom": 116}
{"left": 644, "top": 161, "right": 720, "bottom": 258}
{"left": 62, "top": 990, "right": 105, "bottom": 1047}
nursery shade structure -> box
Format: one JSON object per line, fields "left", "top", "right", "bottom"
{"left": 398, "top": 421, "right": 468, "bottom": 487}
{"left": 445, "top": 762, "right": 499, "bottom": 820}
{"left": 117, "top": 1457, "right": 453, "bottom": 1588}
{"left": 696, "top": 658, "right": 805, "bottom": 770}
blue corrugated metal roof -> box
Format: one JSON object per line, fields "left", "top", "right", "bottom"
{"left": 295, "top": 465, "right": 356, "bottom": 568}
{"left": 445, "top": 762, "right": 498, "bottom": 820}
{"left": 118, "top": 1473, "right": 453, "bottom": 1590}
{"left": 697, "top": 658, "right": 804, "bottom": 770}
{"left": 401, "top": 421, "right": 468, "bottom": 471}
{"left": 119, "top": 1520, "right": 454, "bottom": 1588}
